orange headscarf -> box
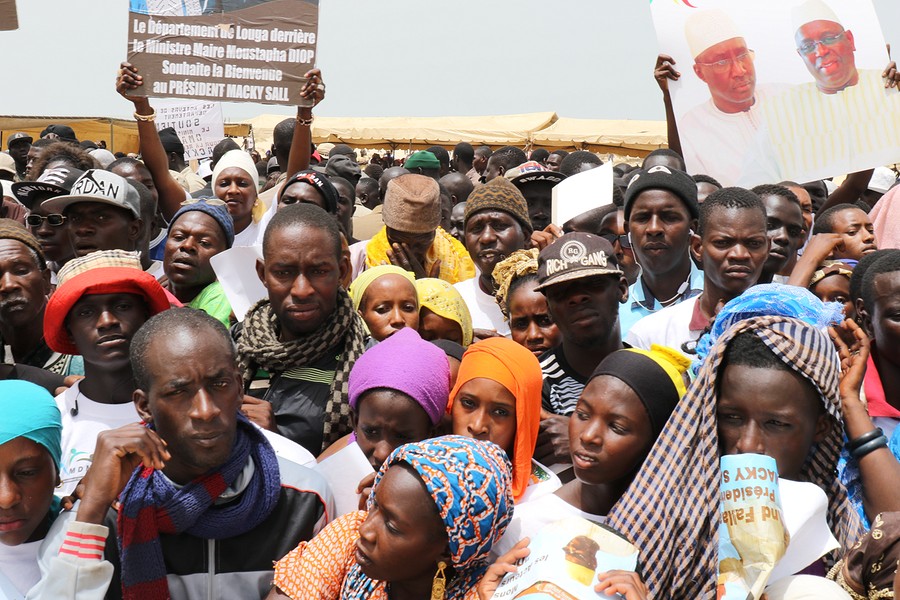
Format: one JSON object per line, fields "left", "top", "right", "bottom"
{"left": 448, "top": 338, "right": 543, "bottom": 500}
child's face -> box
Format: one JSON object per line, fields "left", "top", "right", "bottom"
{"left": 717, "top": 364, "right": 829, "bottom": 480}
{"left": 811, "top": 273, "right": 853, "bottom": 320}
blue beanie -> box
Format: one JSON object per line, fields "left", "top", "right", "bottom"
{"left": 170, "top": 198, "right": 235, "bottom": 249}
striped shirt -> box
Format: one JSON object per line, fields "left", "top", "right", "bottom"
{"left": 540, "top": 347, "right": 588, "bottom": 416}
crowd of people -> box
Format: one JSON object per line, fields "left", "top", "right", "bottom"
{"left": 1, "top": 32, "right": 900, "bottom": 600}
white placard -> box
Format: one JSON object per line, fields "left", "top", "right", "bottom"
{"left": 154, "top": 98, "right": 225, "bottom": 160}
{"left": 551, "top": 162, "right": 614, "bottom": 227}
{"left": 313, "top": 442, "right": 375, "bottom": 518}
{"left": 210, "top": 245, "right": 267, "bottom": 322}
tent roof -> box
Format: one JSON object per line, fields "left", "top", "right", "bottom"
{"left": 0, "top": 116, "right": 250, "bottom": 155}
{"left": 247, "top": 112, "right": 559, "bottom": 152}
{"left": 531, "top": 117, "right": 667, "bottom": 156}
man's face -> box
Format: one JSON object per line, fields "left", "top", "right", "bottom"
{"left": 599, "top": 210, "right": 640, "bottom": 286}
{"left": 464, "top": 210, "right": 527, "bottom": 278}
{"left": 693, "top": 37, "right": 756, "bottom": 113}
{"left": 66, "top": 202, "right": 141, "bottom": 258}
{"left": 25, "top": 146, "right": 45, "bottom": 180}
{"left": 385, "top": 228, "right": 435, "bottom": 267}
{"left": 164, "top": 212, "right": 227, "bottom": 292}
{"left": 109, "top": 162, "right": 159, "bottom": 209}
{"left": 795, "top": 20, "right": 857, "bottom": 93}
{"left": 482, "top": 156, "right": 505, "bottom": 184}
{"left": 868, "top": 271, "right": 900, "bottom": 371}
{"left": 802, "top": 180, "right": 829, "bottom": 213}
{"left": 545, "top": 154, "right": 563, "bottom": 172}
{"left": 696, "top": 182, "right": 719, "bottom": 204}
{"left": 8, "top": 142, "right": 30, "bottom": 167}
{"left": 66, "top": 293, "right": 149, "bottom": 370}
{"left": 472, "top": 153, "right": 488, "bottom": 174}
{"left": 543, "top": 274, "right": 628, "bottom": 347}
{"left": 785, "top": 185, "right": 814, "bottom": 235}
{"left": 278, "top": 181, "right": 326, "bottom": 211}
{"left": 830, "top": 207, "right": 877, "bottom": 260}
{"left": 760, "top": 195, "right": 805, "bottom": 277}
{"left": 449, "top": 203, "right": 466, "bottom": 243}
{"left": 626, "top": 189, "right": 694, "bottom": 277}
{"left": 0, "top": 240, "right": 49, "bottom": 330}
{"left": 135, "top": 327, "right": 243, "bottom": 485}
{"left": 519, "top": 183, "right": 553, "bottom": 232}
{"left": 27, "top": 204, "right": 73, "bottom": 264}
{"left": 693, "top": 207, "right": 768, "bottom": 301}
{"left": 258, "top": 224, "right": 347, "bottom": 342}
{"left": 334, "top": 184, "right": 355, "bottom": 241}
{"left": 439, "top": 190, "right": 453, "bottom": 233}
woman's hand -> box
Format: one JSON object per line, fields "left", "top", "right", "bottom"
{"left": 595, "top": 570, "right": 649, "bottom": 600}
{"left": 476, "top": 538, "right": 530, "bottom": 600}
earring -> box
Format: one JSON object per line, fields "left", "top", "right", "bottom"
{"left": 430, "top": 560, "right": 447, "bottom": 600}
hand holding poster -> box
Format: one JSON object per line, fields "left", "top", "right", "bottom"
{"left": 650, "top": 0, "right": 900, "bottom": 187}
{"left": 491, "top": 517, "right": 639, "bottom": 599}
{"left": 718, "top": 453, "right": 789, "bottom": 600}
{"left": 126, "top": 0, "right": 318, "bottom": 105}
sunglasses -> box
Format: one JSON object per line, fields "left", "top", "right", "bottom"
{"left": 180, "top": 198, "right": 227, "bottom": 207}
{"left": 26, "top": 214, "right": 66, "bottom": 227}
{"left": 599, "top": 233, "right": 632, "bottom": 249}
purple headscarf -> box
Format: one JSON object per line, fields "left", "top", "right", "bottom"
{"left": 348, "top": 327, "right": 450, "bottom": 425}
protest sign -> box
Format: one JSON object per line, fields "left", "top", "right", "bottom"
{"left": 313, "top": 442, "right": 374, "bottom": 518}
{"left": 154, "top": 98, "right": 225, "bottom": 160}
{"left": 126, "top": 0, "right": 317, "bottom": 105}
{"left": 650, "top": 0, "right": 900, "bottom": 187}
{"left": 718, "top": 453, "right": 788, "bottom": 600}
{"left": 491, "top": 517, "right": 638, "bottom": 600}
{"left": 0, "top": 0, "right": 17, "bottom": 31}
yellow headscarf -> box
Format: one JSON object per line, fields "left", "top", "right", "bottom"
{"left": 348, "top": 265, "right": 417, "bottom": 311}
{"left": 415, "top": 278, "right": 474, "bottom": 346}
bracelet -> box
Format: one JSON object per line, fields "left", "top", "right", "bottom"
{"left": 846, "top": 427, "right": 884, "bottom": 452}
{"left": 850, "top": 435, "right": 888, "bottom": 460}
{"left": 133, "top": 109, "right": 156, "bottom": 122}
{"left": 297, "top": 115, "right": 314, "bottom": 127}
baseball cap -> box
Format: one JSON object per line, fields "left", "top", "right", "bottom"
{"left": 41, "top": 124, "right": 78, "bottom": 144}
{"left": 40, "top": 169, "right": 141, "bottom": 219}
{"left": 11, "top": 166, "right": 85, "bottom": 210}
{"left": 7, "top": 132, "right": 33, "bottom": 148}
{"left": 505, "top": 161, "right": 566, "bottom": 187}
{"left": 158, "top": 127, "right": 185, "bottom": 156}
{"left": 0, "top": 153, "right": 15, "bottom": 177}
{"left": 623, "top": 165, "right": 699, "bottom": 221}
{"left": 533, "top": 232, "right": 623, "bottom": 292}
{"left": 326, "top": 154, "right": 362, "bottom": 183}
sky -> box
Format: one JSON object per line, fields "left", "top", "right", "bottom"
{"left": 2, "top": 0, "right": 899, "bottom": 123}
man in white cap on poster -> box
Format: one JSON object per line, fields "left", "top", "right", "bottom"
{"left": 668, "top": 9, "right": 787, "bottom": 187}
{"left": 738, "top": 0, "right": 900, "bottom": 186}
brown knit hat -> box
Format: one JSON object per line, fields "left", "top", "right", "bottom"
{"left": 0, "top": 219, "right": 46, "bottom": 270}
{"left": 464, "top": 176, "right": 533, "bottom": 236}
{"left": 382, "top": 174, "right": 441, "bottom": 233}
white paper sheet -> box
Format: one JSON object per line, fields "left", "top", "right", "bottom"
{"left": 551, "top": 162, "right": 614, "bottom": 227}
{"left": 313, "top": 442, "right": 375, "bottom": 518}
{"left": 210, "top": 245, "right": 267, "bottom": 322}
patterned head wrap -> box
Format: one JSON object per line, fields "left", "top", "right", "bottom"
{"left": 692, "top": 283, "right": 843, "bottom": 377}
{"left": 415, "top": 278, "right": 474, "bottom": 346}
{"left": 809, "top": 260, "right": 854, "bottom": 288}
{"left": 606, "top": 316, "right": 865, "bottom": 598}
{"left": 344, "top": 436, "right": 514, "bottom": 599}
{"left": 492, "top": 248, "right": 539, "bottom": 319}
{"left": 464, "top": 176, "right": 533, "bottom": 237}
{"left": 449, "top": 338, "right": 543, "bottom": 500}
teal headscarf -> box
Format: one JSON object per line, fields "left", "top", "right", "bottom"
{"left": 0, "top": 380, "right": 62, "bottom": 469}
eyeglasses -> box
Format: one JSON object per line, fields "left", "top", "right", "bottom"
{"left": 26, "top": 214, "right": 66, "bottom": 228}
{"left": 797, "top": 32, "right": 846, "bottom": 55}
{"left": 180, "top": 198, "right": 227, "bottom": 207}
{"left": 599, "top": 233, "right": 631, "bottom": 249}
{"left": 696, "top": 50, "right": 755, "bottom": 73}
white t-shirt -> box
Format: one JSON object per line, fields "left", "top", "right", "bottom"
{"left": 0, "top": 539, "right": 40, "bottom": 599}
{"left": 492, "top": 492, "right": 608, "bottom": 558}
{"left": 454, "top": 276, "right": 510, "bottom": 336}
{"left": 625, "top": 295, "right": 703, "bottom": 353}
{"left": 233, "top": 220, "right": 261, "bottom": 248}
{"left": 55, "top": 382, "right": 141, "bottom": 496}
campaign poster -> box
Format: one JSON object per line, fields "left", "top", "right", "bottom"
{"left": 126, "top": 0, "right": 318, "bottom": 106}
{"left": 154, "top": 99, "right": 225, "bottom": 160}
{"left": 0, "top": 0, "right": 18, "bottom": 31}
{"left": 650, "top": 0, "right": 900, "bottom": 187}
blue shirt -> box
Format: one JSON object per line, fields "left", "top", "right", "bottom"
{"left": 618, "top": 261, "right": 704, "bottom": 339}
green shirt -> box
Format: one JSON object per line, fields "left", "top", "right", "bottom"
{"left": 188, "top": 281, "right": 233, "bottom": 326}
